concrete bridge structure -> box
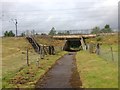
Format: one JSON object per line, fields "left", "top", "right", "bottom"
{"left": 53, "top": 34, "right": 96, "bottom": 39}
{"left": 52, "top": 34, "right": 97, "bottom": 51}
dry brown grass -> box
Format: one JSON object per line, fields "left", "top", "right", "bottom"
{"left": 2, "top": 36, "right": 67, "bottom": 88}
{"left": 34, "top": 35, "right": 65, "bottom": 47}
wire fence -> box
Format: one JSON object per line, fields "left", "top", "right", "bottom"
{"left": 87, "top": 43, "right": 118, "bottom": 63}
{"left": 2, "top": 36, "right": 64, "bottom": 78}
{"left": 99, "top": 45, "right": 118, "bottom": 62}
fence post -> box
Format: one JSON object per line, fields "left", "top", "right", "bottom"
{"left": 110, "top": 46, "right": 114, "bottom": 61}
{"left": 36, "top": 58, "right": 40, "bottom": 68}
{"left": 96, "top": 43, "right": 100, "bottom": 55}
{"left": 26, "top": 49, "right": 29, "bottom": 66}
{"left": 42, "top": 45, "right": 45, "bottom": 58}
{"left": 49, "top": 46, "right": 51, "bottom": 53}
{"left": 40, "top": 46, "right": 44, "bottom": 59}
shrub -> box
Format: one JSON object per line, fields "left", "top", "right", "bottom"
{"left": 96, "top": 36, "right": 102, "bottom": 42}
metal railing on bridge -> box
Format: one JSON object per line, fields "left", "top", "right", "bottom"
{"left": 56, "top": 29, "right": 91, "bottom": 35}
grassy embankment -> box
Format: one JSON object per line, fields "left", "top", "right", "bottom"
{"left": 76, "top": 34, "right": 118, "bottom": 88}
{"left": 2, "top": 36, "right": 66, "bottom": 88}
{"left": 35, "top": 35, "right": 65, "bottom": 53}
{"left": 86, "top": 34, "right": 118, "bottom": 62}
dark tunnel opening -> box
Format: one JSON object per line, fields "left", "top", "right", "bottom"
{"left": 63, "top": 39, "right": 81, "bottom": 52}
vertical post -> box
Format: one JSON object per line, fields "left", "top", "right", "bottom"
{"left": 27, "top": 49, "right": 29, "bottom": 66}
{"left": 42, "top": 45, "right": 45, "bottom": 58}
{"left": 49, "top": 46, "right": 51, "bottom": 55}
{"left": 11, "top": 19, "right": 18, "bottom": 37}
{"left": 40, "top": 45, "right": 44, "bottom": 59}
{"left": 96, "top": 43, "right": 100, "bottom": 55}
{"left": 110, "top": 46, "right": 114, "bottom": 61}
{"left": 36, "top": 58, "right": 40, "bottom": 68}
{"left": 15, "top": 19, "right": 18, "bottom": 37}
{"left": 81, "top": 37, "right": 86, "bottom": 50}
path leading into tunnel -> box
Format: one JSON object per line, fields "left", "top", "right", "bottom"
{"left": 35, "top": 52, "right": 82, "bottom": 88}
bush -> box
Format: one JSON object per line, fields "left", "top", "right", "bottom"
{"left": 96, "top": 36, "right": 102, "bottom": 42}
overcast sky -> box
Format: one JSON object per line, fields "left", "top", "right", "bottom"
{"left": 1, "top": 0, "right": 119, "bottom": 35}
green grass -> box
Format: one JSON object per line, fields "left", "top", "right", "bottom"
{"left": 86, "top": 34, "right": 118, "bottom": 45}
{"left": 76, "top": 51, "right": 118, "bottom": 88}
{"left": 100, "top": 44, "right": 118, "bottom": 62}
{"left": 86, "top": 34, "right": 118, "bottom": 63}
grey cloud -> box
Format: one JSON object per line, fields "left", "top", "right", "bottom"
{"left": 1, "top": 0, "right": 118, "bottom": 35}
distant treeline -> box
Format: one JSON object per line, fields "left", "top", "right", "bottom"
{"left": 91, "top": 24, "right": 113, "bottom": 34}
{"left": 48, "top": 24, "right": 114, "bottom": 35}
{"left": 4, "top": 24, "right": 115, "bottom": 37}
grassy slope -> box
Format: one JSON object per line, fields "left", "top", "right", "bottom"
{"left": 3, "top": 51, "right": 67, "bottom": 88}
{"left": 2, "top": 37, "right": 40, "bottom": 88}
{"left": 86, "top": 34, "right": 118, "bottom": 62}
{"left": 76, "top": 34, "right": 118, "bottom": 88}
{"left": 2, "top": 37, "right": 35, "bottom": 76}
{"left": 86, "top": 34, "right": 118, "bottom": 44}
{"left": 35, "top": 36, "right": 65, "bottom": 46}
{"left": 2, "top": 37, "right": 67, "bottom": 88}
{"left": 35, "top": 36, "right": 65, "bottom": 53}
{"left": 100, "top": 44, "right": 118, "bottom": 62}
{"left": 76, "top": 51, "right": 118, "bottom": 88}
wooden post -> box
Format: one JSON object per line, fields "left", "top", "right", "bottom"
{"left": 43, "top": 45, "right": 47, "bottom": 55}
{"left": 27, "top": 49, "right": 29, "bottom": 66}
{"left": 40, "top": 45, "right": 44, "bottom": 59}
{"left": 96, "top": 43, "right": 100, "bottom": 55}
{"left": 42, "top": 45, "right": 45, "bottom": 58}
{"left": 110, "top": 46, "right": 114, "bottom": 61}
{"left": 36, "top": 58, "right": 40, "bottom": 68}
{"left": 51, "top": 46, "right": 55, "bottom": 55}
{"left": 49, "top": 46, "right": 52, "bottom": 55}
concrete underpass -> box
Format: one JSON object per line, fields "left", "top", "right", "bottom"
{"left": 53, "top": 34, "right": 96, "bottom": 51}
{"left": 63, "top": 39, "right": 81, "bottom": 51}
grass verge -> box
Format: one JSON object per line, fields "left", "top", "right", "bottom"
{"left": 76, "top": 51, "right": 118, "bottom": 88}
{"left": 99, "top": 44, "right": 118, "bottom": 62}
{"left": 2, "top": 51, "right": 67, "bottom": 88}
